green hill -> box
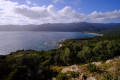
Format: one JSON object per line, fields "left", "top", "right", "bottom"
{"left": 99, "top": 26, "right": 120, "bottom": 35}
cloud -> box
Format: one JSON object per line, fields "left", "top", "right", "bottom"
{"left": 0, "top": 0, "right": 120, "bottom": 25}
{"left": 53, "top": 0, "right": 81, "bottom": 5}
{"left": 53, "top": 0, "right": 65, "bottom": 3}
{"left": 26, "top": 0, "right": 31, "bottom": 4}
{"left": 47, "top": 5, "right": 56, "bottom": 13}
{"left": 14, "top": 5, "right": 86, "bottom": 23}
{"left": 88, "top": 10, "right": 120, "bottom": 22}
{"left": 53, "top": 0, "right": 59, "bottom": 3}
{"left": 15, "top": 5, "right": 50, "bottom": 19}
{"left": 0, "top": 0, "right": 18, "bottom": 11}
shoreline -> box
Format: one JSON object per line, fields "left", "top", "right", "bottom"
{"left": 83, "top": 32, "right": 103, "bottom": 36}
{"left": 59, "top": 39, "right": 65, "bottom": 48}
{"left": 58, "top": 32, "right": 104, "bottom": 48}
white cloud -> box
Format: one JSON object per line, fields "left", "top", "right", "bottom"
{"left": 53, "top": 0, "right": 59, "bottom": 3}
{"left": 88, "top": 10, "right": 120, "bottom": 22}
{"left": 15, "top": 5, "right": 50, "bottom": 19}
{"left": 53, "top": 0, "right": 81, "bottom": 5}
{"left": 26, "top": 0, "right": 31, "bottom": 4}
{"left": 0, "top": 0, "right": 18, "bottom": 11}
{"left": 47, "top": 5, "right": 56, "bottom": 13}
{"left": 53, "top": 0, "right": 65, "bottom": 3}
{"left": 0, "top": 0, "right": 120, "bottom": 25}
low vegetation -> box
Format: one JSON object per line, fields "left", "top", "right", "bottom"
{"left": 87, "top": 63, "right": 99, "bottom": 72}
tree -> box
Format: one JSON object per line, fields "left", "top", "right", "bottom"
{"left": 77, "top": 46, "right": 92, "bottom": 63}
{"left": 7, "top": 66, "right": 27, "bottom": 80}
{"left": 61, "top": 48, "right": 71, "bottom": 65}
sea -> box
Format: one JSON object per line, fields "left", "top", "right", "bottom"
{"left": 0, "top": 31, "right": 99, "bottom": 55}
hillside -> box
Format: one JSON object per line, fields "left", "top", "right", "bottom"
{"left": 0, "top": 22, "right": 120, "bottom": 32}
{"left": 99, "top": 26, "right": 120, "bottom": 35}
{"left": 52, "top": 57, "right": 120, "bottom": 80}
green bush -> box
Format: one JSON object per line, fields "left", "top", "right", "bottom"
{"left": 87, "top": 63, "right": 99, "bottom": 72}
{"left": 102, "top": 73, "right": 118, "bottom": 80}
{"left": 56, "top": 73, "right": 68, "bottom": 80}
{"left": 7, "top": 66, "right": 27, "bottom": 80}
{"left": 69, "top": 71, "right": 79, "bottom": 78}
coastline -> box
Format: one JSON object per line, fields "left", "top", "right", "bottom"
{"left": 83, "top": 32, "right": 103, "bottom": 36}
{"left": 58, "top": 32, "right": 104, "bottom": 48}
{"left": 59, "top": 39, "right": 65, "bottom": 48}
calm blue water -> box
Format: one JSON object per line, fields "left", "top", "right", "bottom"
{"left": 0, "top": 31, "right": 99, "bottom": 55}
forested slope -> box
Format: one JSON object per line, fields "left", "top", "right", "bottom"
{"left": 99, "top": 26, "right": 120, "bottom": 35}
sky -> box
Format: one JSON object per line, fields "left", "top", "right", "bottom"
{"left": 0, "top": 0, "right": 120, "bottom": 25}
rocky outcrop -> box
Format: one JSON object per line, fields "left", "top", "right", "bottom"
{"left": 52, "top": 77, "right": 56, "bottom": 80}
{"left": 92, "top": 62, "right": 102, "bottom": 66}
{"left": 86, "top": 77, "right": 96, "bottom": 80}
{"left": 61, "top": 65, "right": 79, "bottom": 73}
{"left": 105, "top": 59, "right": 113, "bottom": 64}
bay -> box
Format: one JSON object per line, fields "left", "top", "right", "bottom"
{"left": 0, "top": 31, "right": 99, "bottom": 55}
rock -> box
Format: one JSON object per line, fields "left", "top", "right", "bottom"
{"left": 105, "top": 60, "right": 113, "bottom": 64}
{"left": 86, "top": 77, "right": 96, "bottom": 80}
{"left": 119, "top": 56, "right": 120, "bottom": 58}
{"left": 59, "top": 44, "right": 62, "bottom": 47}
{"left": 92, "top": 62, "right": 102, "bottom": 66}
{"left": 106, "top": 67, "right": 116, "bottom": 71}
{"left": 52, "top": 77, "right": 56, "bottom": 80}
{"left": 61, "top": 65, "right": 79, "bottom": 73}
{"left": 118, "top": 77, "right": 120, "bottom": 80}
{"left": 71, "top": 78, "right": 79, "bottom": 80}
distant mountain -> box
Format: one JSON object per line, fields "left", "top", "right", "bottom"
{"left": 0, "top": 22, "right": 120, "bottom": 32}
{"left": 99, "top": 26, "right": 120, "bottom": 35}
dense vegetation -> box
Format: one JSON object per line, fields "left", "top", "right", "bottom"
{"left": 0, "top": 26, "right": 120, "bottom": 80}
{"left": 99, "top": 26, "right": 120, "bottom": 35}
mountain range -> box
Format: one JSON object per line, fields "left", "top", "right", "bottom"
{"left": 0, "top": 22, "right": 120, "bottom": 32}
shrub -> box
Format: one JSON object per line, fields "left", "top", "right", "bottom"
{"left": 103, "top": 73, "right": 111, "bottom": 80}
{"left": 56, "top": 73, "right": 68, "bottom": 80}
{"left": 103, "top": 73, "right": 118, "bottom": 80}
{"left": 7, "top": 66, "right": 27, "bottom": 80}
{"left": 69, "top": 71, "right": 79, "bottom": 78}
{"left": 87, "top": 63, "right": 99, "bottom": 72}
